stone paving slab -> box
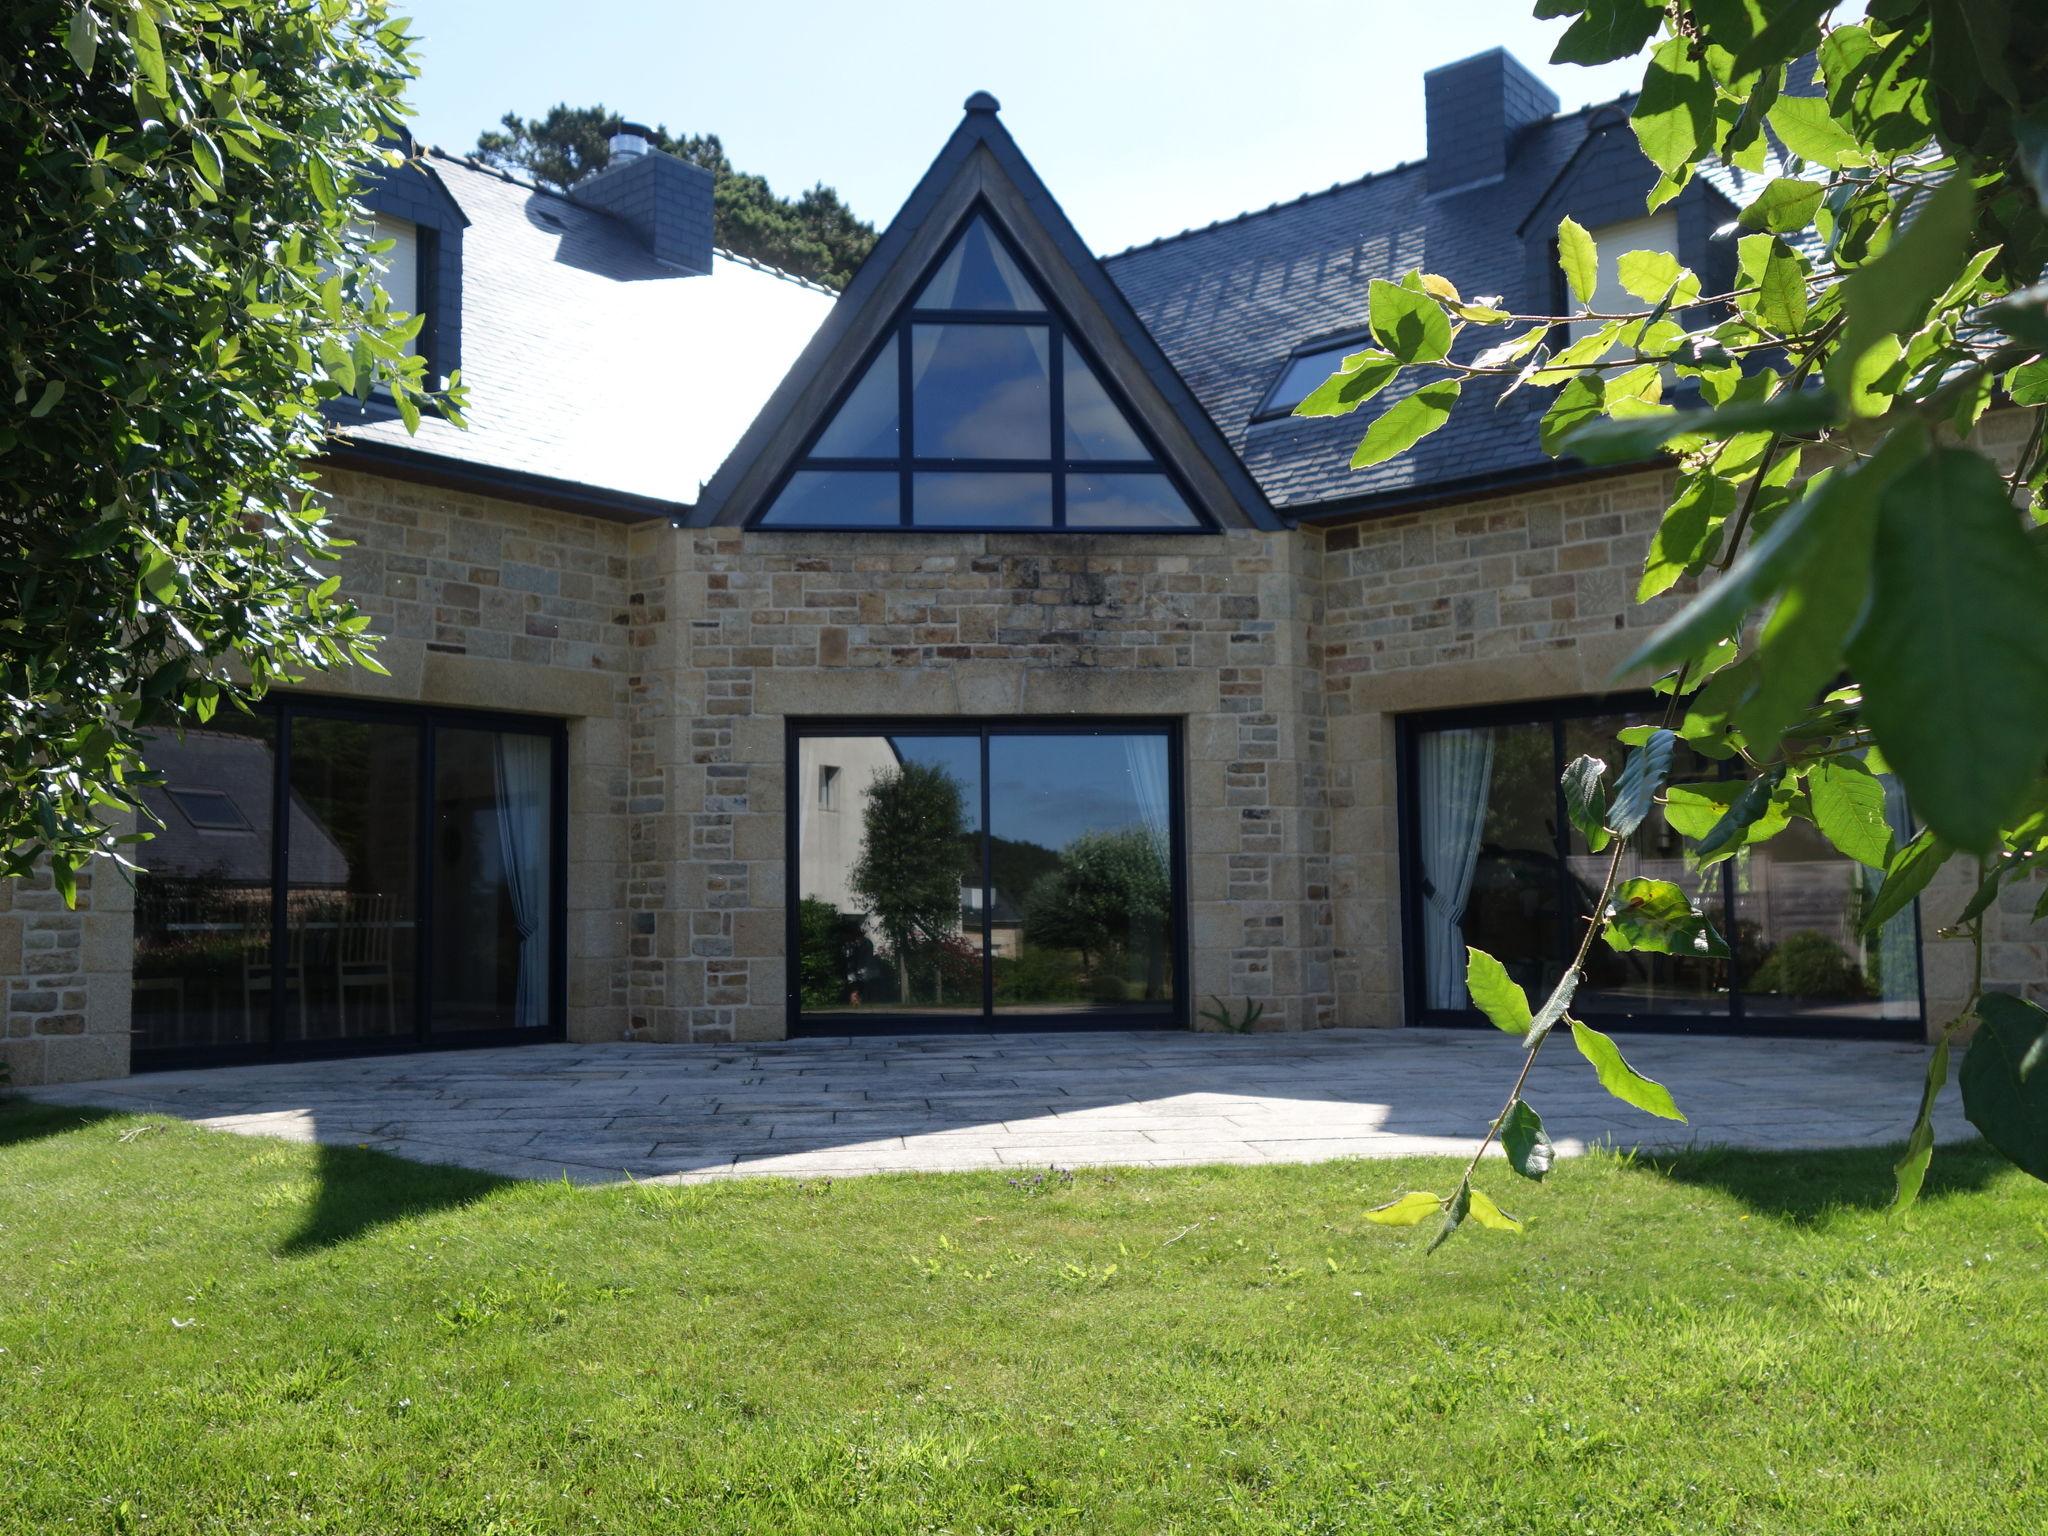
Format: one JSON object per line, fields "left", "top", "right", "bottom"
{"left": 24, "top": 1028, "right": 1971, "bottom": 1186}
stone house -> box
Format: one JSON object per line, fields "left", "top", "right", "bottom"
{"left": 6, "top": 49, "right": 2037, "bottom": 1086}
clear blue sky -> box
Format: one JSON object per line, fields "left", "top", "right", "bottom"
{"left": 396, "top": 1, "right": 1648, "bottom": 255}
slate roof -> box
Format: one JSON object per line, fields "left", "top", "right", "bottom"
{"left": 1105, "top": 99, "right": 1768, "bottom": 520}
{"left": 334, "top": 150, "right": 834, "bottom": 514}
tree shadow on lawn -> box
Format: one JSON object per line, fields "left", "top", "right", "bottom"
{"left": 1645, "top": 1138, "right": 2008, "bottom": 1224}
{"left": 0, "top": 1097, "right": 120, "bottom": 1149}
{"left": 277, "top": 1139, "right": 516, "bottom": 1257}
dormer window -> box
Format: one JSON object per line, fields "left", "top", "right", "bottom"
{"left": 754, "top": 209, "right": 1206, "bottom": 531}
{"left": 1255, "top": 333, "right": 1370, "bottom": 420}
{"left": 367, "top": 214, "right": 421, "bottom": 353}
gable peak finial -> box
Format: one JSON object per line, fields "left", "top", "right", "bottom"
{"left": 963, "top": 90, "right": 1001, "bottom": 114}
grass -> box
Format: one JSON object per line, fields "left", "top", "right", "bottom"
{"left": 2, "top": 1100, "right": 2046, "bottom": 1534}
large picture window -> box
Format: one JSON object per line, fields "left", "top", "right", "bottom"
{"left": 755, "top": 210, "right": 1208, "bottom": 532}
{"left": 790, "top": 721, "right": 1184, "bottom": 1031}
{"left": 130, "top": 698, "right": 565, "bottom": 1067}
{"left": 1400, "top": 699, "right": 1923, "bottom": 1038}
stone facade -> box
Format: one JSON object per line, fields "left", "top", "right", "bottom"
{"left": 6, "top": 441, "right": 2041, "bottom": 1084}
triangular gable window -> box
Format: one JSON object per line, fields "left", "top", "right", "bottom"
{"left": 755, "top": 208, "right": 1207, "bottom": 531}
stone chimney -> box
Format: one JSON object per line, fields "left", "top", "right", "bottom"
{"left": 569, "top": 120, "right": 715, "bottom": 274}
{"left": 1423, "top": 50, "right": 1559, "bottom": 196}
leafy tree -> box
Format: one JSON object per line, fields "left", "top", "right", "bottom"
{"left": 1347, "top": 0, "right": 2048, "bottom": 1248}
{"left": 796, "top": 896, "right": 869, "bottom": 1010}
{"left": 1022, "top": 828, "right": 1170, "bottom": 979}
{"left": 848, "top": 762, "right": 969, "bottom": 1003}
{"left": 472, "top": 104, "right": 876, "bottom": 289}
{"left": 3, "top": 0, "right": 454, "bottom": 905}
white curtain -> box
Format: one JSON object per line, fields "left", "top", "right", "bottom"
{"left": 1868, "top": 774, "right": 1922, "bottom": 1010}
{"left": 1124, "top": 734, "right": 1172, "bottom": 862}
{"left": 492, "top": 733, "right": 552, "bottom": 1030}
{"left": 1420, "top": 728, "right": 1496, "bottom": 1010}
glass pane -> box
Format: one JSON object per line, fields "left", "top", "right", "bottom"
{"left": 1565, "top": 715, "right": 1731, "bottom": 1023}
{"left": 758, "top": 469, "right": 900, "bottom": 528}
{"left": 1062, "top": 339, "right": 1148, "bottom": 459}
{"left": 433, "top": 728, "right": 554, "bottom": 1034}
{"left": 795, "top": 735, "right": 983, "bottom": 1017}
{"left": 910, "top": 323, "right": 1051, "bottom": 459}
{"left": 991, "top": 733, "right": 1176, "bottom": 1017}
{"left": 915, "top": 215, "right": 1043, "bottom": 311}
{"left": 811, "top": 337, "right": 899, "bottom": 459}
{"left": 132, "top": 718, "right": 277, "bottom": 1052}
{"left": 1265, "top": 344, "right": 1354, "bottom": 414}
{"left": 913, "top": 472, "right": 1053, "bottom": 528}
{"left": 283, "top": 716, "right": 418, "bottom": 1043}
{"left": 1065, "top": 473, "right": 1201, "bottom": 529}
{"left": 1733, "top": 771, "right": 1919, "bottom": 1028}
{"left": 1416, "top": 722, "right": 1566, "bottom": 1010}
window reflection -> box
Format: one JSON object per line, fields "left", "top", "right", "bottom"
{"left": 282, "top": 717, "right": 418, "bottom": 1042}
{"left": 910, "top": 323, "right": 1050, "bottom": 459}
{"left": 434, "top": 728, "right": 554, "bottom": 1033}
{"left": 132, "top": 719, "right": 279, "bottom": 1051}
{"left": 794, "top": 728, "right": 1178, "bottom": 1023}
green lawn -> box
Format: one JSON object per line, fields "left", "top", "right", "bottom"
{"left": 2, "top": 1099, "right": 2044, "bottom": 1534}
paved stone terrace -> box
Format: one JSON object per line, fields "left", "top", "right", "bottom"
{"left": 27, "top": 1028, "right": 1969, "bottom": 1185}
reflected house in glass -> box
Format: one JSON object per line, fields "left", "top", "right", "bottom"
{"left": 16, "top": 53, "right": 2027, "bottom": 1088}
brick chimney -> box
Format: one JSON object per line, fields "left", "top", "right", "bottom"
{"left": 1423, "top": 50, "right": 1559, "bottom": 196}
{"left": 568, "top": 121, "right": 716, "bottom": 275}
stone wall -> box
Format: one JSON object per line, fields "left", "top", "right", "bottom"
{"left": 622, "top": 524, "right": 1335, "bottom": 1043}
{"left": 0, "top": 861, "right": 132, "bottom": 1086}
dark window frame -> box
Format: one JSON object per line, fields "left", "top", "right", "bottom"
{"left": 784, "top": 716, "right": 1191, "bottom": 1035}
{"left": 1250, "top": 327, "right": 1375, "bottom": 423}
{"left": 752, "top": 201, "right": 1216, "bottom": 534}
{"left": 1394, "top": 693, "right": 1926, "bottom": 1041}
{"left": 131, "top": 693, "right": 568, "bottom": 1072}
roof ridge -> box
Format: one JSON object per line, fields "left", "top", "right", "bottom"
{"left": 1102, "top": 89, "right": 1639, "bottom": 263}
{"left": 421, "top": 144, "right": 841, "bottom": 297}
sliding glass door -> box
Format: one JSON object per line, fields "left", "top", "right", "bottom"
{"left": 131, "top": 698, "right": 565, "bottom": 1068}
{"left": 790, "top": 721, "right": 1185, "bottom": 1032}
{"left": 1400, "top": 698, "right": 1922, "bottom": 1038}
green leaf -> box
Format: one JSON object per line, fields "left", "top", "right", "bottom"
{"left": 1605, "top": 729, "right": 1675, "bottom": 837}
{"left": 1368, "top": 279, "right": 1451, "bottom": 365}
{"left": 1562, "top": 390, "right": 1838, "bottom": 465}
{"left": 1467, "top": 1188, "right": 1524, "bottom": 1233}
{"left": 137, "top": 549, "right": 179, "bottom": 604}
{"left": 1754, "top": 236, "right": 1808, "bottom": 335}
{"left": 1525, "top": 969, "right": 1580, "bottom": 1050}
{"left": 1827, "top": 173, "right": 1975, "bottom": 402}
{"left": 1845, "top": 333, "right": 1905, "bottom": 418}
{"left": 1960, "top": 994, "right": 2048, "bottom": 1184}
{"left": 1616, "top": 249, "right": 1699, "bottom": 306}
{"left": 1861, "top": 828, "right": 1953, "bottom": 934}
{"left": 1427, "top": 1178, "right": 1472, "bottom": 1254}
{"left": 1551, "top": 0, "right": 1664, "bottom": 65}
{"left": 1602, "top": 877, "right": 1731, "bottom": 958}
{"left": 1892, "top": 1033, "right": 1951, "bottom": 1210}
{"left": 1350, "top": 380, "right": 1460, "bottom": 469}
{"left": 1471, "top": 326, "right": 1550, "bottom": 371}
{"left": 128, "top": 1, "right": 167, "bottom": 99}
{"left": 1365, "top": 1190, "right": 1442, "bottom": 1226}
{"left": 2006, "top": 359, "right": 2048, "bottom": 408}
{"left": 1500, "top": 1100, "right": 1554, "bottom": 1182}
{"left": 1765, "top": 94, "right": 1863, "bottom": 169}
{"left": 1293, "top": 350, "right": 1400, "bottom": 418}
{"left": 1557, "top": 217, "right": 1597, "bottom": 307}
{"left": 1807, "top": 758, "right": 1894, "bottom": 870}
{"left": 1561, "top": 754, "right": 1610, "bottom": 853}
{"left": 192, "top": 131, "right": 226, "bottom": 190}
{"left": 1571, "top": 1018, "right": 1686, "bottom": 1121}
{"left": 1694, "top": 766, "right": 1790, "bottom": 862}
{"left": 66, "top": 3, "right": 99, "bottom": 76}
{"left": 1620, "top": 423, "right": 1925, "bottom": 681}
{"left": 1638, "top": 472, "right": 1735, "bottom": 599}
{"left": 1633, "top": 37, "right": 1717, "bottom": 176}
{"left": 1739, "top": 177, "right": 1827, "bottom": 234}
{"left": 1847, "top": 448, "right": 2048, "bottom": 853}
{"left": 28, "top": 380, "right": 65, "bottom": 419}
{"left": 1466, "top": 948, "right": 1531, "bottom": 1035}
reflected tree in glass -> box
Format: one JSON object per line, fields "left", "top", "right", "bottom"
{"left": 1021, "top": 827, "right": 1169, "bottom": 992}
{"left": 849, "top": 761, "right": 971, "bottom": 1005}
